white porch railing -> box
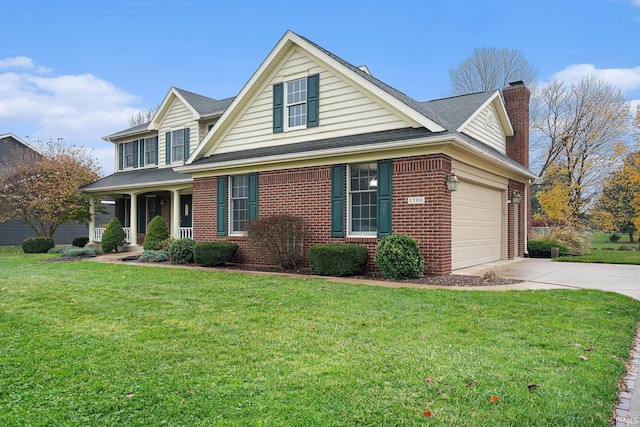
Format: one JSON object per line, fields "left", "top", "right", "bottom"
{"left": 93, "top": 227, "right": 131, "bottom": 243}
{"left": 179, "top": 227, "right": 193, "bottom": 239}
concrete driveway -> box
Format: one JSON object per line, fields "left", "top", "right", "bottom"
{"left": 455, "top": 258, "right": 640, "bottom": 299}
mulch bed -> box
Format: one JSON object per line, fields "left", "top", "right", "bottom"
{"left": 43, "top": 255, "right": 522, "bottom": 287}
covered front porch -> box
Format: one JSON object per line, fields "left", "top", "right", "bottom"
{"left": 82, "top": 168, "right": 194, "bottom": 249}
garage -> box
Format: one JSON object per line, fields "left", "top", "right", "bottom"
{"left": 452, "top": 182, "right": 504, "bottom": 269}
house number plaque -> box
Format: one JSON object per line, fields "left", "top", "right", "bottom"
{"left": 408, "top": 197, "right": 425, "bottom": 204}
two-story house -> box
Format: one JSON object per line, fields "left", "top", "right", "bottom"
{"left": 83, "top": 31, "right": 537, "bottom": 275}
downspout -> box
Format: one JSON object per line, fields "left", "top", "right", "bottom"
{"left": 524, "top": 182, "right": 529, "bottom": 256}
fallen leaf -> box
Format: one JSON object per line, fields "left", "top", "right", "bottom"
{"left": 466, "top": 381, "right": 477, "bottom": 387}
{"left": 126, "top": 393, "right": 134, "bottom": 399}
{"left": 478, "top": 310, "right": 482, "bottom": 315}
{"left": 426, "top": 377, "right": 432, "bottom": 385}
{"left": 489, "top": 396, "right": 500, "bottom": 403}
{"left": 180, "top": 398, "right": 185, "bottom": 406}
{"left": 574, "top": 343, "right": 582, "bottom": 348}
{"left": 527, "top": 383, "right": 539, "bottom": 390}
{"left": 322, "top": 295, "right": 326, "bottom": 300}
{"left": 424, "top": 410, "right": 432, "bottom": 417}
{"left": 578, "top": 355, "right": 589, "bottom": 361}
{"left": 612, "top": 355, "right": 619, "bottom": 360}
{"left": 420, "top": 335, "right": 425, "bottom": 341}
{"left": 585, "top": 345, "right": 595, "bottom": 352}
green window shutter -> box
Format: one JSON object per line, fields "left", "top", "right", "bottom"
{"left": 133, "top": 140, "right": 139, "bottom": 168}
{"left": 307, "top": 74, "right": 319, "bottom": 127}
{"left": 138, "top": 196, "right": 147, "bottom": 233}
{"left": 118, "top": 143, "right": 124, "bottom": 170}
{"left": 377, "top": 160, "right": 392, "bottom": 238}
{"left": 183, "top": 128, "right": 190, "bottom": 161}
{"left": 248, "top": 173, "right": 258, "bottom": 220}
{"left": 330, "top": 164, "right": 345, "bottom": 237}
{"left": 216, "top": 176, "right": 227, "bottom": 236}
{"left": 165, "top": 132, "right": 171, "bottom": 164}
{"left": 273, "top": 83, "right": 284, "bottom": 133}
{"left": 139, "top": 139, "right": 145, "bottom": 167}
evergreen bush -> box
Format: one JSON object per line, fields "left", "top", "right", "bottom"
{"left": 138, "top": 250, "right": 170, "bottom": 263}
{"left": 60, "top": 247, "right": 101, "bottom": 257}
{"left": 527, "top": 240, "right": 571, "bottom": 258}
{"left": 22, "top": 237, "right": 55, "bottom": 254}
{"left": 101, "top": 218, "right": 125, "bottom": 253}
{"left": 194, "top": 242, "right": 238, "bottom": 267}
{"left": 72, "top": 236, "right": 90, "bottom": 248}
{"left": 308, "top": 243, "right": 369, "bottom": 276}
{"left": 374, "top": 234, "right": 425, "bottom": 280}
{"left": 143, "top": 215, "right": 170, "bottom": 250}
{"left": 609, "top": 233, "right": 621, "bottom": 243}
{"left": 169, "top": 238, "right": 196, "bottom": 264}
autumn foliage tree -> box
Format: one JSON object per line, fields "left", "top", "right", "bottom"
{"left": 592, "top": 152, "right": 640, "bottom": 241}
{"left": 0, "top": 139, "right": 102, "bottom": 239}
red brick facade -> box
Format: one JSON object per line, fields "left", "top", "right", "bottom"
{"left": 193, "top": 153, "right": 454, "bottom": 275}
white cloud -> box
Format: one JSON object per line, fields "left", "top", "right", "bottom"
{"left": 550, "top": 64, "right": 640, "bottom": 94}
{"left": 0, "top": 57, "right": 143, "bottom": 174}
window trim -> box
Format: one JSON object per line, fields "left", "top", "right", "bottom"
{"left": 144, "top": 136, "right": 158, "bottom": 166}
{"left": 228, "top": 175, "right": 249, "bottom": 236}
{"left": 284, "top": 76, "right": 308, "bottom": 132}
{"left": 170, "top": 129, "right": 185, "bottom": 163}
{"left": 347, "top": 162, "right": 378, "bottom": 237}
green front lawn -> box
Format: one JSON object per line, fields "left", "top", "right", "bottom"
{"left": 1, "top": 247, "right": 639, "bottom": 426}
{"left": 556, "top": 233, "right": 640, "bottom": 264}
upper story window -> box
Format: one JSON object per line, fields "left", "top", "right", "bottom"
{"left": 348, "top": 163, "right": 378, "bottom": 236}
{"left": 144, "top": 137, "right": 158, "bottom": 166}
{"left": 171, "top": 129, "right": 185, "bottom": 162}
{"left": 165, "top": 128, "right": 190, "bottom": 164}
{"left": 286, "top": 78, "right": 307, "bottom": 130}
{"left": 123, "top": 141, "right": 135, "bottom": 168}
{"left": 273, "top": 74, "right": 319, "bottom": 133}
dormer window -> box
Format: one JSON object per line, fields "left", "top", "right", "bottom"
{"left": 164, "top": 128, "right": 190, "bottom": 164}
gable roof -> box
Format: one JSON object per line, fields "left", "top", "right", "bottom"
{"left": 0, "top": 133, "right": 42, "bottom": 167}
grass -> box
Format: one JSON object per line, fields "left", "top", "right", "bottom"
{"left": 1, "top": 246, "right": 640, "bottom": 426}
{"left": 557, "top": 233, "right": 640, "bottom": 264}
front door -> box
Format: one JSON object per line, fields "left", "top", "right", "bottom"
{"left": 180, "top": 195, "right": 192, "bottom": 227}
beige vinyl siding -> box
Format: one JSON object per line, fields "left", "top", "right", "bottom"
{"left": 213, "top": 49, "right": 415, "bottom": 155}
{"left": 199, "top": 118, "right": 219, "bottom": 143}
{"left": 158, "top": 98, "right": 197, "bottom": 166}
{"left": 462, "top": 104, "right": 506, "bottom": 154}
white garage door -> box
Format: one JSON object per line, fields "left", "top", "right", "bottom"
{"left": 452, "top": 182, "right": 503, "bottom": 269}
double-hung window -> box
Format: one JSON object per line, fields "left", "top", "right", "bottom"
{"left": 144, "top": 137, "right": 158, "bottom": 166}
{"left": 285, "top": 78, "right": 307, "bottom": 130}
{"left": 349, "top": 163, "right": 378, "bottom": 235}
{"left": 123, "top": 141, "right": 135, "bottom": 169}
{"left": 230, "top": 175, "right": 249, "bottom": 234}
{"left": 171, "top": 130, "right": 185, "bottom": 162}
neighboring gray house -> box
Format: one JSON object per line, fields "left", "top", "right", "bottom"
{"left": 0, "top": 133, "right": 112, "bottom": 246}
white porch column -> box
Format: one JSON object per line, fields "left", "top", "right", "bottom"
{"left": 129, "top": 193, "right": 138, "bottom": 246}
{"left": 171, "top": 189, "right": 181, "bottom": 239}
{"left": 89, "top": 197, "right": 96, "bottom": 242}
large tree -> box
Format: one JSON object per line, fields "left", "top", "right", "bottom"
{"left": 531, "top": 76, "right": 632, "bottom": 224}
{"left": 449, "top": 46, "right": 538, "bottom": 95}
{"left": 0, "top": 139, "right": 102, "bottom": 239}
{"left": 128, "top": 104, "right": 160, "bottom": 127}
{"left": 591, "top": 152, "right": 640, "bottom": 241}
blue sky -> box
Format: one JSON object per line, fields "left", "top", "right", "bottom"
{"left": 2, "top": 0, "right": 639, "bottom": 175}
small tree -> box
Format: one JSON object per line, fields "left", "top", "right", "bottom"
{"left": 143, "top": 215, "right": 169, "bottom": 250}
{"left": 101, "top": 218, "right": 125, "bottom": 253}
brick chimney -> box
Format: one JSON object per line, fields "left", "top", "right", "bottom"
{"left": 503, "top": 81, "right": 530, "bottom": 168}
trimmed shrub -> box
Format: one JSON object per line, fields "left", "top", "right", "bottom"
{"left": 155, "top": 237, "right": 175, "bottom": 251}
{"left": 22, "top": 237, "right": 55, "bottom": 254}
{"left": 246, "top": 215, "right": 306, "bottom": 270}
{"left": 374, "top": 234, "right": 425, "bottom": 280}
{"left": 308, "top": 243, "right": 369, "bottom": 276}
{"left": 169, "top": 238, "right": 196, "bottom": 264}
{"left": 101, "top": 218, "right": 125, "bottom": 253}
{"left": 138, "top": 250, "right": 170, "bottom": 263}
{"left": 47, "top": 247, "right": 66, "bottom": 254}
{"left": 527, "top": 240, "right": 571, "bottom": 258}
{"left": 609, "top": 233, "right": 621, "bottom": 243}
{"left": 194, "top": 242, "right": 238, "bottom": 267}
{"left": 60, "top": 247, "right": 101, "bottom": 258}
{"left": 143, "top": 216, "right": 170, "bottom": 250}
{"left": 72, "top": 236, "right": 90, "bottom": 248}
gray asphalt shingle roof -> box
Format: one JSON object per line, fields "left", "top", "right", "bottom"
{"left": 173, "top": 87, "right": 235, "bottom": 117}
{"left": 82, "top": 167, "right": 190, "bottom": 192}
